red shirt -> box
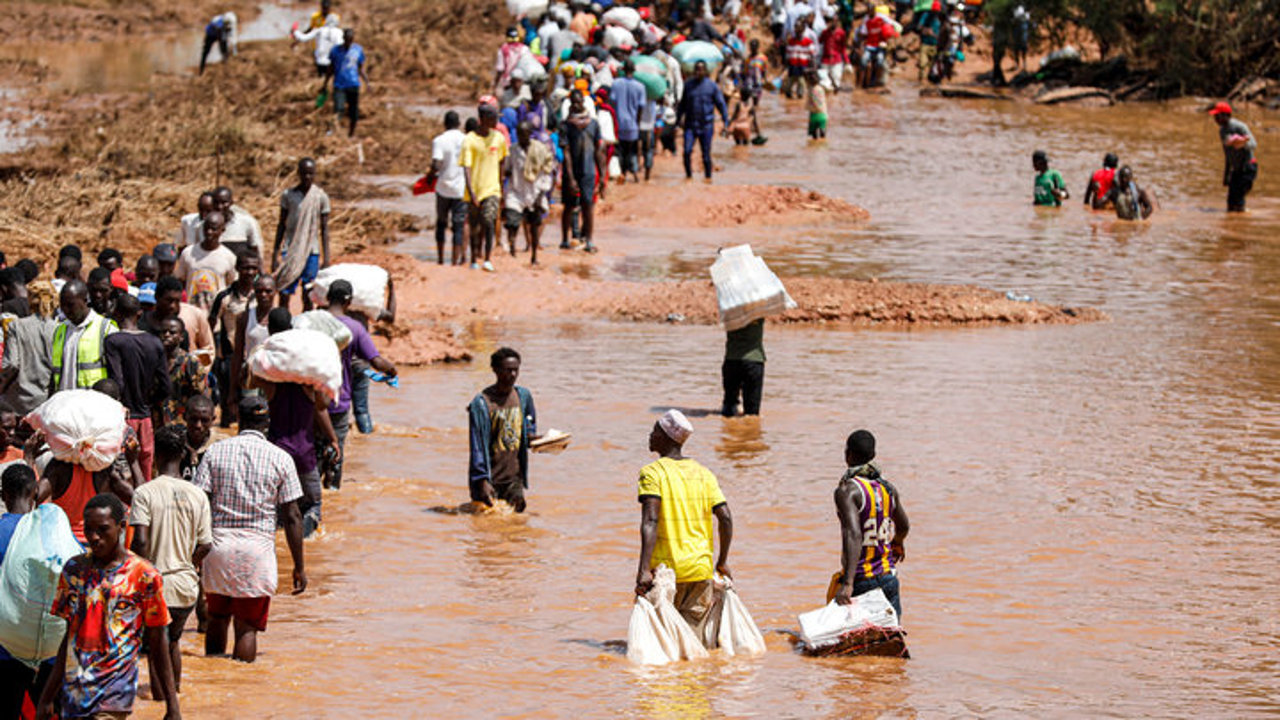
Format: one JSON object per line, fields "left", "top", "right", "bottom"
{"left": 820, "top": 26, "right": 848, "bottom": 65}
{"left": 786, "top": 35, "right": 817, "bottom": 67}
{"left": 1092, "top": 167, "right": 1115, "bottom": 199}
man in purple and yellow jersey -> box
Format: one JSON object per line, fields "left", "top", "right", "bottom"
{"left": 831, "top": 429, "right": 910, "bottom": 617}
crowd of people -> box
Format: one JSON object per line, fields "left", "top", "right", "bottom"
{"left": 0, "top": 0, "right": 1266, "bottom": 716}
{"left": 0, "top": 155, "right": 401, "bottom": 718}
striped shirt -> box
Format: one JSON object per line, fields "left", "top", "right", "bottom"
{"left": 192, "top": 430, "right": 302, "bottom": 535}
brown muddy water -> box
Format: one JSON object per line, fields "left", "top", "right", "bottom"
{"left": 118, "top": 83, "right": 1278, "bottom": 716}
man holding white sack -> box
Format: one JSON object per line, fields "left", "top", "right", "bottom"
{"left": 832, "top": 429, "right": 909, "bottom": 618}
{"left": 635, "top": 409, "right": 733, "bottom": 634}
{"left": 722, "top": 318, "right": 764, "bottom": 417}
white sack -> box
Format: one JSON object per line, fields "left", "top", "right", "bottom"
{"left": 292, "top": 310, "right": 353, "bottom": 350}
{"left": 506, "top": 0, "right": 549, "bottom": 17}
{"left": 601, "top": 6, "right": 641, "bottom": 30}
{"left": 797, "top": 588, "right": 900, "bottom": 651}
{"left": 517, "top": 51, "right": 548, "bottom": 80}
{"left": 248, "top": 328, "right": 342, "bottom": 402}
{"left": 646, "top": 565, "right": 710, "bottom": 661}
{"left": 308, "top": 263, "right": 389, "bottom": 317}
{"left": 716, "top": 585, "right": 767, "bottom": 656}
{"left": 710, "top": 244, "right": 797, "bottom": 331}
{"left": 25, "top": 389, "right": 126, "bottom": 472}
{"left": 608, "top": 155, "right": 622, "bottom": 179}
{"left": 626, "top": 596, "right": 678, "bottom": 665}
{"left": 602, "top": 26, "right": 637, "bottom": 50}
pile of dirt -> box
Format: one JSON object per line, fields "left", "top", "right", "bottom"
{"left": 600, "top": 182, "right": 869, "bottom": 229}
{"left": 594, "top": 278, "right": 1105, "bottom": 327}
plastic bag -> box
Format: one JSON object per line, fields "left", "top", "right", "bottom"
{"left": 672, "top": 40, "right": 724, "bottom": 75}
{"left": 710, "top": 245, "right": 797, "bottom": 331}
{"left": 506, "top": 0, "right": 549, "bottom": 16}
{"left": 0, "top": 505, "right": 82, "bottom": 668}
{"left": 308, "top": 263, "right": 389, "bottom": 317}
{"left": 292, "top": 310, "right": 353, "bottom": 350}
{"left": 626, "top": 596, "right": 677, "bottom": 665}
{"left": 24, "top": 389, "right": 126, "bottom": 472}
{"left": 798, "top": 588, "right": 901, "bottom": 653}
{"left": 248, "top": 328, "right": 343, "bottom": 401}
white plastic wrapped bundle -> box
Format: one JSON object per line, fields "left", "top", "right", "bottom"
{"left": 700, "top": 576, "right": 767, "bottom": 656}
{"left": 516, "top": 52, "right": 548, "bottom": 80}
{"left": 671, "top": 40, "right": 724, "bottom": 74}
{"left": 292, "top": 310, "right": 353, "bottom": 350}
{"left": 797, "top": 588, "right": 900, "bottom": 651}
{"left": 602, "top": 25, "right": 636, "bottom": 50}
{"left": 25, "top": 389, "right": 126, "bottom": 471}
{"left": 601, "top": 6, "right": 641, "bottom": 30}
{"left": 710, "top": 245, "right": 797, "bottom": 331}
{"left": 248, "top": 328, "right": 342, "bottom": 402}
{"left": 308, "top": 263, "right": 389, "bottom": 317}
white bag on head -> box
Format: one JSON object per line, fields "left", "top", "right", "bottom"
{"left": 24, "top": 389, "right": 126, "bottom": 471}
{"left": 308, "top": 263, "right": 390, "bottom": 318}
{"left": 601, "top": 6, "right": 641, "bottom": 30}
{"left": 248, "top": 328, "right": 343, "bottom": 402}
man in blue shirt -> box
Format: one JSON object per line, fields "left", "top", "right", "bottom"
{"left": 325, "top": 29, "right": 370, "bottom": 137}
{"left": 676, "top": 61, "right": 729, "bottom": 181}
{"left": 611, "top": 60, "right": 647, "bottom": 184}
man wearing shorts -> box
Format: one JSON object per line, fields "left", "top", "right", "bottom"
{"left": 430, "top": 111, "right": 468, "bottom": 265}
{"left": 194, "top": 396, "right": 307, "bottom": 663}
{"left": 461, "top": 103, "right": 508, "bottom": 271}
{"left": 273, "top": 157, "right": 331, "bottom": 312}
{"left": 503, "top": 121, "right": 555, "bottom": 264}
{"left": 130, "top": 423, "right": 212, "bottom": 694}
{"left": 325, "top": 28, "right": 368, "bottom": 138}
{"left": 559, "top": 90, "right": 606, "bottom": 253}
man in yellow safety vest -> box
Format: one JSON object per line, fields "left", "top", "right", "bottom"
{"left": 50, "top": 279, "right": 117, "bottom": 391}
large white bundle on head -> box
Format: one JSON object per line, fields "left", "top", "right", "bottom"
{"left": 507, "top": 0, "right": 550, "bottom": 17}
{"left": 602, "top": 6, "right": 641, "bottom": 30}
{"left": 248, "top": 328, "right": 343, "bottom": 402}
{"left": 25, "top": 389, "right": 126, "bottom": 471}
{"left": 711, "top": 245, "right": 797, "bottom": 331}
{"left": 292, "top": 310, "right": 353, "bottom": 350}
{"left": 308, "top": 263, "right": 390, "bottom": 317}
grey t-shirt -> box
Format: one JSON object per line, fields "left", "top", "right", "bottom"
{"left": 1, "top": 315, "right": 54, "bottom": 414}
{"left": 1219, "top": 118, "right": 1257, "bottom": 174}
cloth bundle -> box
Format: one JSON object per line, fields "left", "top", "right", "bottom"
{"left": 24, "top": 389, "right": 126, "bottom": 471}
{"left": 711, "top": 244, "right": 797, "bottom": 331}
{"left": 700, "top": 576, "right": 768, "bottom": 657}
{"left": 248, "top": 328, "right": 343, "bottom": 402}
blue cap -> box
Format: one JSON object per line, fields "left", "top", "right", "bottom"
{"left": 138, "top": 282, "right": 157, "bottom": 305}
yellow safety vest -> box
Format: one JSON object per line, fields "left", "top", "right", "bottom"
{"left": 51, "top": 314, "right": 116, "bottom": 389}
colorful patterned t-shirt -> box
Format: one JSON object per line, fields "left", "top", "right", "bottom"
{"left": 50, "top": 552, "right": 170, "bottom": 718}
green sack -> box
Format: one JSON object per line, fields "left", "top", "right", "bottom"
{"left": 635, "top": 72, "right": 668, "bottom": 101}
{"left": 315, "top": 88, "right": 329, "bottom": 108}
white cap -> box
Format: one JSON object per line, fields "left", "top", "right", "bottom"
{"left": 658, "top": 409, "right": 693, "bottom": 445}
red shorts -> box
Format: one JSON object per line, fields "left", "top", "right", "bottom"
{"left": 205, "top": 593, "right": 271, "bottom": 632}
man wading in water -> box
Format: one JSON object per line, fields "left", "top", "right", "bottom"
{"left": 832, "top": 430, "right": 909, "bottom": 617}
{"left": 468, "top": 348, "right": 537, "bottom": 512}
{"left": 635, "top": 410, "right": 734, "bottom": 637}
{"left": 1209, "top": 102, "right": 1258, "bottom": 213}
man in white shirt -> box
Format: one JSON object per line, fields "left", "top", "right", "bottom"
{"left": 178, "top": 191, "right": 215, "bottom": 247}
{"left": 212, "top": 186, "right": 264, "bottom": 257}
{"left": 175, "top": 210, "right": 239, "bottom": 311}
{"left": 429, "top": 111, "right": 468, "bottom": 266}
{"left": 292, "top": 13, "right": 343, "bottom": 80}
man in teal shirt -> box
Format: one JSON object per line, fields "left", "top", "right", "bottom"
{"left": 722, "top": 319, "right": 765, "bottom": 417}
{"left": 1032, "top": 150, "right": 1069, "bottom": 206}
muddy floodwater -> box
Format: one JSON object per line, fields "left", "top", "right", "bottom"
{"left": 95, "top": 81, "right": 1276, "bottom": 715}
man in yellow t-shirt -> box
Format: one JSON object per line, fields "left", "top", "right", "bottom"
{"left": 460, "top": 103, "right": 508, "bottom": 272}
{"left": 309, "top": 0, "right": 338, "bottom": 30}
{"left": 635, "top": 409, "right": 733, "bottom": 631}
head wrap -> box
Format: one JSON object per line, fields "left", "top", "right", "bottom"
{"left": 658, "top": 409, "right": 693, "bottom": 445}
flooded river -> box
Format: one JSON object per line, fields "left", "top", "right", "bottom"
{"left": 70, "top": 66, "right": 1278, "bottom": 716}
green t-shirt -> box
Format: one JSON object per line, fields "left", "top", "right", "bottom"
{"left": 725, "top": 319, "right": 766, "bottom": 363}
{"left": 1034, "top": 169, "right": 1066, "bottom": 206}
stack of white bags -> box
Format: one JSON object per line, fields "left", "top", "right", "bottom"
{"left": 711, "top": 245, "right": 797, "bottom": 332}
